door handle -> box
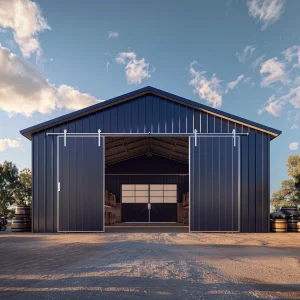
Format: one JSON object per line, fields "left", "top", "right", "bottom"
{"left": 147, "top": 203, "right": 151, "bottom": 210}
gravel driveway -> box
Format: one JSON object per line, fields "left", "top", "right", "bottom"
{"left": 0, "top": 229, "right": 299, "bottom": 299}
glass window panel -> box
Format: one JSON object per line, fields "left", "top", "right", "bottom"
{"left": 150, "top": 197, "right": 164, "bottom": 203}
{"left": 164, "top": 191, "right": 177, "bottom": 197}
{"left": 164, "top": 184, "right": 177, "bottom": 191}
{"left": 136, "top": 191, "right": 148, "bottom": 197}
{"left": 136, "top": 197, "right": 148, "bottom": 203}
{"left": 150, "top": 184, "right": 163, "bottom": 191}
{"left": 122, "top": 185, "right": 135, "bottom": 191}
{"left": 136, "top": 185, "right": 148, "bottom": 190}
{"left": 164, "top": 197, "right": 177, "bottom": 203}
{"left": 122, "top": 197, "right": 135, "bottom": 203}
{"left": 150, "top": 191, "right": 163, "bottom": 197}
{"left": 122, "top": 191, "right": 135, "bottom": 197}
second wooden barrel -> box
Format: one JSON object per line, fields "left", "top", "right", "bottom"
{"left": 271, "top": 219, "right": 287, "bottom": 232}
{"left": 281, "top": 206, "right": 298, "bottom": 217}
{"left": 15, "top": 205, "right": 31, "bottom": 216}
{"left": 11, "top": 217, "right": 31, "bottom": 232}
{"left": 287, "top": 218, "right": 298, "bottom": 232}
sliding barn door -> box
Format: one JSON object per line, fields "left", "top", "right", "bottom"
{"left": 58, "top": 136, "right": 105, "bottom": 232}
{"left": 189, "top": 136, "right": 240, "bottom": 232}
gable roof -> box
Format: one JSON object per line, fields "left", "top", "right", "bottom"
{"left": 20, "top": 86, "right": 281, "bottom": 140}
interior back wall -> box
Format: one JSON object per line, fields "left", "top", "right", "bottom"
{"left": 105, "top": 154, "right": 189, "bottom": 203}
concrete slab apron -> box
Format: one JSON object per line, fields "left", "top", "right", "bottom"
{"left": 0, "top": 232, "right": 299, "bottom": 299}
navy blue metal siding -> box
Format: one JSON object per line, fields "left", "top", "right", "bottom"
{"left": 58, "top": 137, "right": 105, "bottom": 231}
{"left": 32, "top": 94, "right": 270, "bottom": 232}
{"left": 190, "top": 136, "right": 239, "bottom": 232}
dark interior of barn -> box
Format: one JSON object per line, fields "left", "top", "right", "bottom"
{"left": 104, "top": 137, "right": 189, "bottom": 227}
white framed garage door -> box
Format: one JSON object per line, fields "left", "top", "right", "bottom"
{"left": 121, "top": 184, "right": 177, "bottom": 203}
{"left": 121, "top": 184, "right": 177, "bottom": 222}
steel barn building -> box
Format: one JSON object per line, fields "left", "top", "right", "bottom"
{"left": 20, "top": 86, "right": 281, "bottom": 233}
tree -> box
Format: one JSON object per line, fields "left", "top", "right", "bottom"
{"left": 271, "top": 153, "right": 300, "bottom": 209}
{"left": 15, "top": 168, "right": 32, "bottom": 206}
{"left": 0, "top": 161, "right": 19, "bottom": 214}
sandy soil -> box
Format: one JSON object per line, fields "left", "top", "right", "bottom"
{"left": 0, "top": 229, "right": 299, "bottom": 299}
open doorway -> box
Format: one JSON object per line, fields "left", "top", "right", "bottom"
{"left": 104, "top": 137, "right": 189, "bottom": 228}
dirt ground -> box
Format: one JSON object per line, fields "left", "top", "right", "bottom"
{"left": 0, "top": 228, "right": 299, "bottom": 299}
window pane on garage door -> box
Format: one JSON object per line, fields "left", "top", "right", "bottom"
{"left": 122, "top": 184, "right": 149, "bottom": 203}
{"left": 150, "top": 184, "right": 177, "bottom": 203}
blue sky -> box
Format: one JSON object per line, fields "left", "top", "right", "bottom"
{"left": 0, "top": 0, "right": 299, "bottom": 194}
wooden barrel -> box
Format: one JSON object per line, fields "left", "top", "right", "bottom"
{"left": 11, "top": 217, "right": 31, "bottom": 232}
{"left": 105, "top": 190, "right": 109, "bottom": 205}
{"left": 15, "top": 205, "right": 31, "bottom": 216}
{"left": 105, "top": 212, "right": 110, "bottom": 226}
{"left": 287, "top": 218, "right": 298, "bottom": 232}
{"left": 297, "top": 222, "right": 300, "bottom": 232}
{"left": 281, "top": 206, "right": 298, "bottom": 217}
{"left": 271, "top": 219, "right": 287, "bottom": 232}
{"left": 109, "top": 213, "right": 116, "bottom": 225}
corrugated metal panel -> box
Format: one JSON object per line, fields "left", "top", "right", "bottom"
{"left": 190, "top": 136, "right": 240, "bottom": 232}
{"left": 31, "top": 93, "right": 271, "bottom": 233}
{"left": 21, "top": 86, "right": 281, "bottom": 139}
{"left": 58, "top": 137, "right": 105, "bottom": 232}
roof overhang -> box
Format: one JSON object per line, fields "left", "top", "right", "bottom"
{"left": 20, "top": 86, "right": 282, "bottom": 140}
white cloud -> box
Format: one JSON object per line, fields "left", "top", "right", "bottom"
{"left": 57, "top": 85, "right": 99, "bottom": 111}
{"left": 258, "top": 86, "right": 300, "bottom": 117}
{"left": 289, "top": 142, "right": 298, "bottom": 151}
{"left": 0, "top": 46, "right": 101, "bottom": 117}
{"left": 50, "top": 58, "right": 54, "bottom": 62}
{"left": 283, "top": 46, "right": 300, "bottom": 67}
{"left": 189, "top": 61, "right": 223, "bottom": 108}
{"left": 247, "top": 0, "right": 286, "bottom": 30}
{"left": 260, "top": 57, "right": 288, "bottom": 86}
{"left": 236, "top": 45, "right": 255, "bottom": 64}
{"left": 291, "top": 124, "right": 299, "bottom": 129}
{"left": 106, "top": 61, "right": 110, "bottom": 72}
{"left": 0, "top": 27, "right": 7, "bottom": 33}
{"left": 116, "top": 52, "right": 136, "bottom": 64}
{"left": 0, "top": 139, "right": 22, "bottom": 151}
{"left": 282, "top": 86, "right": 300, "bottom": 108}
{"left": 116, "top": 52, "right": 151, "bottom": 85}
{"left": 258, "top": 94, "right": 285, "bottom": 116}
{"left": 226, "top": 74, "right": 244, "bottom": 92}
{"left": 251, "top": 54, "right": 265, "bottom": 69}
{"left": 0, "top": 0, "right": 50, "bottom": 58}
{"left": 243, "top": 76, "right": 255, "bottom": 86}
{"left": 294, "top": 76, "right": 300, "bottom": 86}
{"left": 108, "top": 31, "right": 119, "bottom": 39}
